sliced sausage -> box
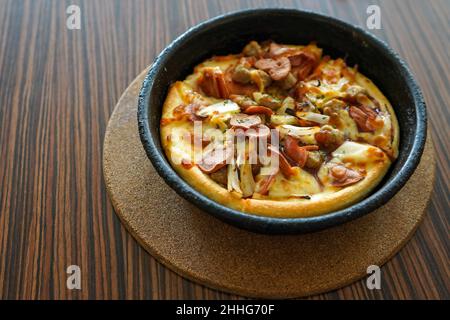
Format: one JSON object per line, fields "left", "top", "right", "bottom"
{"left": 243, "top": 105, "right": 274, "bottom": 116}
{"left": 198, "top": 67, "right": 230, "bottom": 99}
{"left": 245, "top": 124, "right": 271, "bottom": 139}
{"left": 349, "top": 106, "right": 378, "bottom": 132}
{"left": 283, "top": 135, "right": 309, "bottom": 168}
{"left": 255, "top": 169, "right": 279, "bottom": 195}
{"left": 197, "top": 145, "right": 232, "bottom": 173}
{"left": 268, "top": 145, "right": 294, "bottom": 178}
{"left": 329, "top": 164, "right": 364, "bottom": 187}
{"left": 255, "top": 57, "right": 291, "bottom": 81}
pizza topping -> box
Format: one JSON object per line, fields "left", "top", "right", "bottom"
{"left": 243, "top": 105, "right": 274, "bottom": 116}
{"left": 268, "top": 145, "right": 295, "bottom": 178}
{"left": 278, "top": 125, "right": 319, "bottom": 138}
{"left": 276, "top": 72, "right": 298, "bottom": 90}
{"left": 269, "top": 42, "right": 293, "bottom": 57}
{"left": 302, "top": 145, "right": 320, "bottom": 151}
{"left": 305, "top": 151, "right": 324, "bottom": 169}
{"left": 277, "top": 96, "right": 296, "bottom": 115}
{"left": 197, "top": 145, "right": 232, "bottom": 173}
{"left": 349, "top": 105, "right": 382, "bottom": 132}
{"left": 313, "top": 57, "right": 348, "bottom": 84}
{"left": 171, "top": 103, "right": 203, "bottom": 122}
{"left": 296, "top": 111, "right": 330, "bottom": 125}
{"left": 270, "top": 114, "right": 299, "bottom": 126}
{"left": 329, "top": 164, "right": 364, "bottom": 187}
{"left": 250, "top": 69, "right": 272, "bottom": 91}
{"left": 245, "top": 124, "right": 271, "bottom": 139}
{"left": 239, "top": 163, "right": 256, "bottom": 197}
{"left": 283, "top": 135, "right": 310, "bottom": 168}
{"left": 243, "top": 40, "right": 264, "bottom": 57}
{"left": 230, "top": 114, "right": 262, "bottom": 129}
{"left": 254, "top": 57, "right": 291, "bottom": 81}
{"left": 296, "top": 99, "right": 317, "bottom": 113}
{"left": 198, "top": 67, "right": 230, "bottom": 98}
{"left": 346, "top": 85, "right": 367, "bottom": 98}
{"left": 232, "top": 64, "right": 253, "bottom": 84}
{"left": 253, "top": 92, "right": 282, "bottom": 109}
{"left": 196, "top": 100, "right": 240, "bottom": 117}
{"left": 225, "top": 69, "right": 259, "bottom": 97}
{"left": 210, "top": 166, "right": 228, "bottom": 186}
{"left": 322, "top": 99, "right": 346, "bottom": 116}
{"left": 289, "top": 51, "right": 313, "bottom": 67}
{"left": 314, "top": 125, "right": 345, "bottom": 151}
{"left": 240, "top": 56, "right": 257, "bottom": 68}
{"left": 230, "top": 57, "right": 272, "bottom": 91}
{"left": 255, "top": 169, "right": 279, "bottom": 195}
{"left": 289, "top": 51, "right": 318, "bottom": 80}
{"left": 227, "top": 162, "right": 242, "bottom": 193}
{"left": 229, "top": 94, "right": 257, "bottom": 108}
{"left": 356, "top": 93, "right": 379, "bottom": 110}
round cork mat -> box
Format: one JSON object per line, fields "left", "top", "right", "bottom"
{"left": 103, "top": 68, "right": 435, "bottom": 298}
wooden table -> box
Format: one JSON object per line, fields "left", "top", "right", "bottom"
{"left": 0, "top": 0, "right": 448, "bottom": 299}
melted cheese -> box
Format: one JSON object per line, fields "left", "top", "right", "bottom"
{"left": 185, "top": 56, "right": 239, "bottom": 88}
{"left": 335, "top": 109, "right": 359, "bottom": 140}
{"left": 304, "top": 78, "right": 349, "bottom": 107}
{"left": 268, "top": 167, "right": 321, "bottom": 198}
{"left": 165, "top": 122, "right": 194, "bottom": 165}
{"left": 333, "top": 141, "right": 388, "bottom": 167}
{"left": 317, "top": 141, "right": 389, "bottom": 189}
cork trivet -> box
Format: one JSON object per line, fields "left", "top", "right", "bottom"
{"left": 103, "top": 68, "right": 435, "bottom": 298}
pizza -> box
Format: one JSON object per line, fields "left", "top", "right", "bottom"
{"left": 160, "top": 40, "right": 399, "bottom": 218}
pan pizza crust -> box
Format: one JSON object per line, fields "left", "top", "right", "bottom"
{"left": 160, "top": 41, "right": 399, "bottom": 218}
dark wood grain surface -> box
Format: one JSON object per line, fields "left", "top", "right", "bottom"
{"left": 0, "top": 0, "right": 448, "bottom": 300}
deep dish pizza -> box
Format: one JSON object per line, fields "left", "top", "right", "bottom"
{"left": 160, "top": 41, "right": 399, "bottom": 217}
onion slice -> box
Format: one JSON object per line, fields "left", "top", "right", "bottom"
{"left": 195, "top": 100, "right": 240, "bottom": 117}
{"left": 239, "top": 164, "right": 256, "bottom": 198}
{"left": 296, "top": 111, "right": 330, "bottom": 125}
{"left": 278, "top": 125, "right": 320, "bottom": 138}
{"left": 230, "top": 114, "right": 262, "bottom": 129}
{"left": 227, "top": 163, "right": 242, "bottom": 193}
